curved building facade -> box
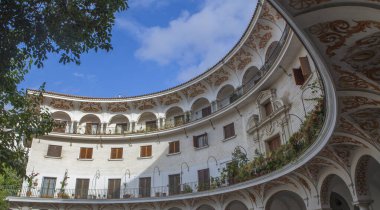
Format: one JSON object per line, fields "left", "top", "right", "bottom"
{"left": 6, "top": 1, "right": 380, "bottom": 210}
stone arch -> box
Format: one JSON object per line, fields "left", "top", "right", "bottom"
{"left": 354, "top": 155, "right": 380, "bottom": 209}
{"left": 136, "top": 112, "right": 158, "bottom": 132}
{"left": 241, "top": 66, "right": 261, "bottom": 93}
{"left": 165, "top": 106, "right": 185, "bottom": 128}
{"left": 78, "top": 114, "right": 101, "bottom": 134}
{"left": 319, "top": 174, "right": 354, "bottom": 210}
{"left": 216, "top": 84, "right": 235, "bottom": 109}
{"left": 51, "top": 111, "right": 71, "bottom": 121}
{"left": 265, "top": 190, "right": 306, "bottom": 210}
{"left": 191, "top": 97, "right": 211, "bottom": 120}
{"left": 196, "top": 204, "right": 215, "bottom": 210}
{"left": 51, "top": 111, "right": 71, "bottom": 133}
{"left": 108, "top": 114, "right": 130, "bottom": 134}
{"left": 225, "top": 200, "right": 249, "bottom": 210}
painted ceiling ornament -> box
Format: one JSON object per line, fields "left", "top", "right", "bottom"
{"left": 342, "top": 31, "right": 380, "bottom": 83}
{"left": 330, "top": 135, "right": 368, "bottom": 149}
{"left": 133, "top": 99, "right": 157, "bottom": 111}
{"left": 226, "top": 48, "right": 253, "bottom": 71}
{"left": 107, "top": 102, "right": 130, "bottom": 113}
{"left": 158, "top": 92, "right": 182, "bottom": 106}
{"left": 294, "top": 174, "right": 311, "bottom": 194}
{"left": 79, "top": 102, "right": 102, "bottom": 112}
{"left": 246, "top": 22, "right": 273, "bottom": 50}
{"left": 49, "top": 98, "right": 74, "bottom": 110}
{"left": 181, "top": 83, "right": 207, "bottom": 99}
{"left": 205, "top": 68, "right": 230, "bottom": 87}
{"left": 337, "top": 117, "right": 369, "bottom": 141}
{"left": 340, "top": 96, "right": 380, "bottom": 113}
{"left": 261, "top": 2, "right": 282, "bottom": 23}
{"left": 350, "top": 108, "right": 380, "bottom": 141}
{"left": 332, "top": 65, "right": 380, "bottom": 92}
{"left": 288, "top": 0, "right": 331, "bottom": 10}
{"left": 309, "top": 20, "right": 380, "bottom": 57}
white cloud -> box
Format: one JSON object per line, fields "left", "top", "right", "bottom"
{"left": 119, "top": 0, "right": 256, "bottom": 82}
{"left": 73, "top": 72, "right": 97, "bottom": 82}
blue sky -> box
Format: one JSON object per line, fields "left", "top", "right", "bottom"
{"left": 20, "top": 0, "right": 257, "bottom": 97}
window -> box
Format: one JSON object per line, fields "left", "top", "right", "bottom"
{"left": 139, "top": 177, "right": 151, "bottom": 197}
{"left": 41, "top": 177, "right": 56, "bottom": 198}
{"left": 266, "top": 135, "right": 281, "bottom": 153}
{"left": 85, "top": 123, "right": 99, "bottom": 135}
{"left": 79, "top": 147, "right": 93, "bottom": 159}
{"left": 201, "top": 106, "right": 212, "bottom": 117}
{"left": 146, "top": 120, "right": 157, "bottom": 131}
{"left": 264, "top": 101, "right": 273, "bottom": 117}
{"left": 140, "top": 145, "right": 152, "bottom": 157}
{"left": 168, "top": 141, "right": 180, "bottom": 154}
{"left": 168, "top": 174, "right": 181, "bottom": 195}
{"left": 197, "top": 168, "right": 210, "bottom": 191}
{"left": 46, "top": 145, "right": 62, "bottom": 158}
{"left": 223, "top": 123, "right": 235, "bottom": 139}
{"left": 75, "top": 179, "right": 89, "bottom": 199}
{"left": 193, "top": 133, "right": 208, "bottom": 148}
{"left": 107, "top": 179, "right": 121, "bottom": 199}
{"left": 293, "top": 56, "right": 312, "bottom": 86}
{"left": 110, "top": 148, "right": 123, "bottom": 159}
{"left": 115, "top": 123, "right": 128, "bottom": 134}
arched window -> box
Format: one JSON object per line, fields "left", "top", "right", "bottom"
{"left": 109, "top": 115, "right": 129, "bottom": 134}
{"left": 79, "top": 114, "right": 101, "bottom": 135}
{"left": 165, "top": 106, "right": 185, "bottom": 128}
{"left": 191, "top": 98, "right": 211, "bottom": 120}
{"left": 137, "top": 112, "right": 158, "bottom": 132}
{"left": 216, "top": 84, "right": 235, "bottom": 109}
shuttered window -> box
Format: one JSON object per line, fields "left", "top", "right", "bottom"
{"left": 79, "top": 147, "right": 93, "bottom": 159}
{"left": 193, "top": 133, "right": 208, "bottom": 148}
{"left": 300, "top": 56, "right": 312, "bottom": 78}
{"left": 75, "top": 179, "right": 89, "bottom": 199}
{"left": 223, "top": 123, "right": 235, "bottom": 139}
{"left": 293, "top": 67, "right": 305, "bottom": 85}
{"left": 107, "top": 179, "right": 121, "bottom": 199}
{"left": 201, "top": 106, "right": 212, "bottom": 117}
{"left": 47, "top": 145, "right": 62, "bottom": 157}
{"left": 110, "top": 148, "right": 123, "bottom": 159}
{"left": 140, "top": 145, "right": 152, "bottom": 157}
{"left": 168, "top": 141, "right": 180, "bottom": 154}
{"left": 197, "top": 168, "right": 210, "bottom": 191}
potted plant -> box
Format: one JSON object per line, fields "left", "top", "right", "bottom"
{"left": 25, "top": 172, "right": 39, "bottom": 197}
{"left": 181, "top": 184, "right": 193, "bottom": 194}
{"left": 57, "top": 170, "right": 70, "bottom": 199}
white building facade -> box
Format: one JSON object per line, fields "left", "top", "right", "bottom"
{"left": 6, "top": 1, "right": 380, "bottom": 210}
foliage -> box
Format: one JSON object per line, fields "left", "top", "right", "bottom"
{"left": 25, "top": 172, "right": 39, "bottom": 190}
{"left": 181, "top": 184, "right": 193, "bottom": 193}
{"left": 219, "top": 98, "right": 325, "bottom": 184}
{"left": 58, "top": 170, "right": 70, "bottom": 198}
{"left": 0, "top": 0, "right": 128, "bottom": 177}
{"left": 0, "top": 168, "right": 23, "bottom": 209}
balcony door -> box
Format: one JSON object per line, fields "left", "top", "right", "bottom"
{"left": 41, "top": 177, "right": 56, "bottom": 198}
{"left": 168, "top": 174, "right": 180, "bottom": 195}
{"left": 75, "top": 178, "right": 89, "bottom": 199}
{"left": 139, "top": 177, "right": 151, "bottom": 197}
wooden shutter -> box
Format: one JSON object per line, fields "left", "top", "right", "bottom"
{"left": 224, "top": 123, "right": 235, "bottom": 139}
{"left": 169, "top": 141, "right": 180, "bottom": 153}
{"left": 299, "top": 56, "right": 311, "bottom": 78}
{"left": 108, "top": 179, "right": 121, "bottom": 198}
{"left": 202, "top": 106, "right": 212, "bottom": 117}
{"left": 139, "top": 177, "right": 151, "bottom": 197}
{"left": 197, "top": 169, "right": 210, "bottom": 191}
{"left": 268, "top": 136, "right": 281, "bottom": 152}
{"left": 79, "top": 148, "right": 86, "bottom": 159}
{"left": 168, "top": 174, "right": 180, "bottom": 195}
{"left": 86, "top": 148, "right": 93, "bottom": 159}
{"left": 193, "top": 136, "right": 199, "bottom": 148}
{"left": 75, "top": 179, "right": 89, "bottom": 199}
{"left": 293, "top": 67, "right": 305, "bottom": 85}
{"left": 141, "top": 146, "right": 152, "bottom": 157}
{"left": 47, "top": 145, "right": 62, "bottom": 157}
{"left": 110, "top": 148, "right": 123, "bottom": 159}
